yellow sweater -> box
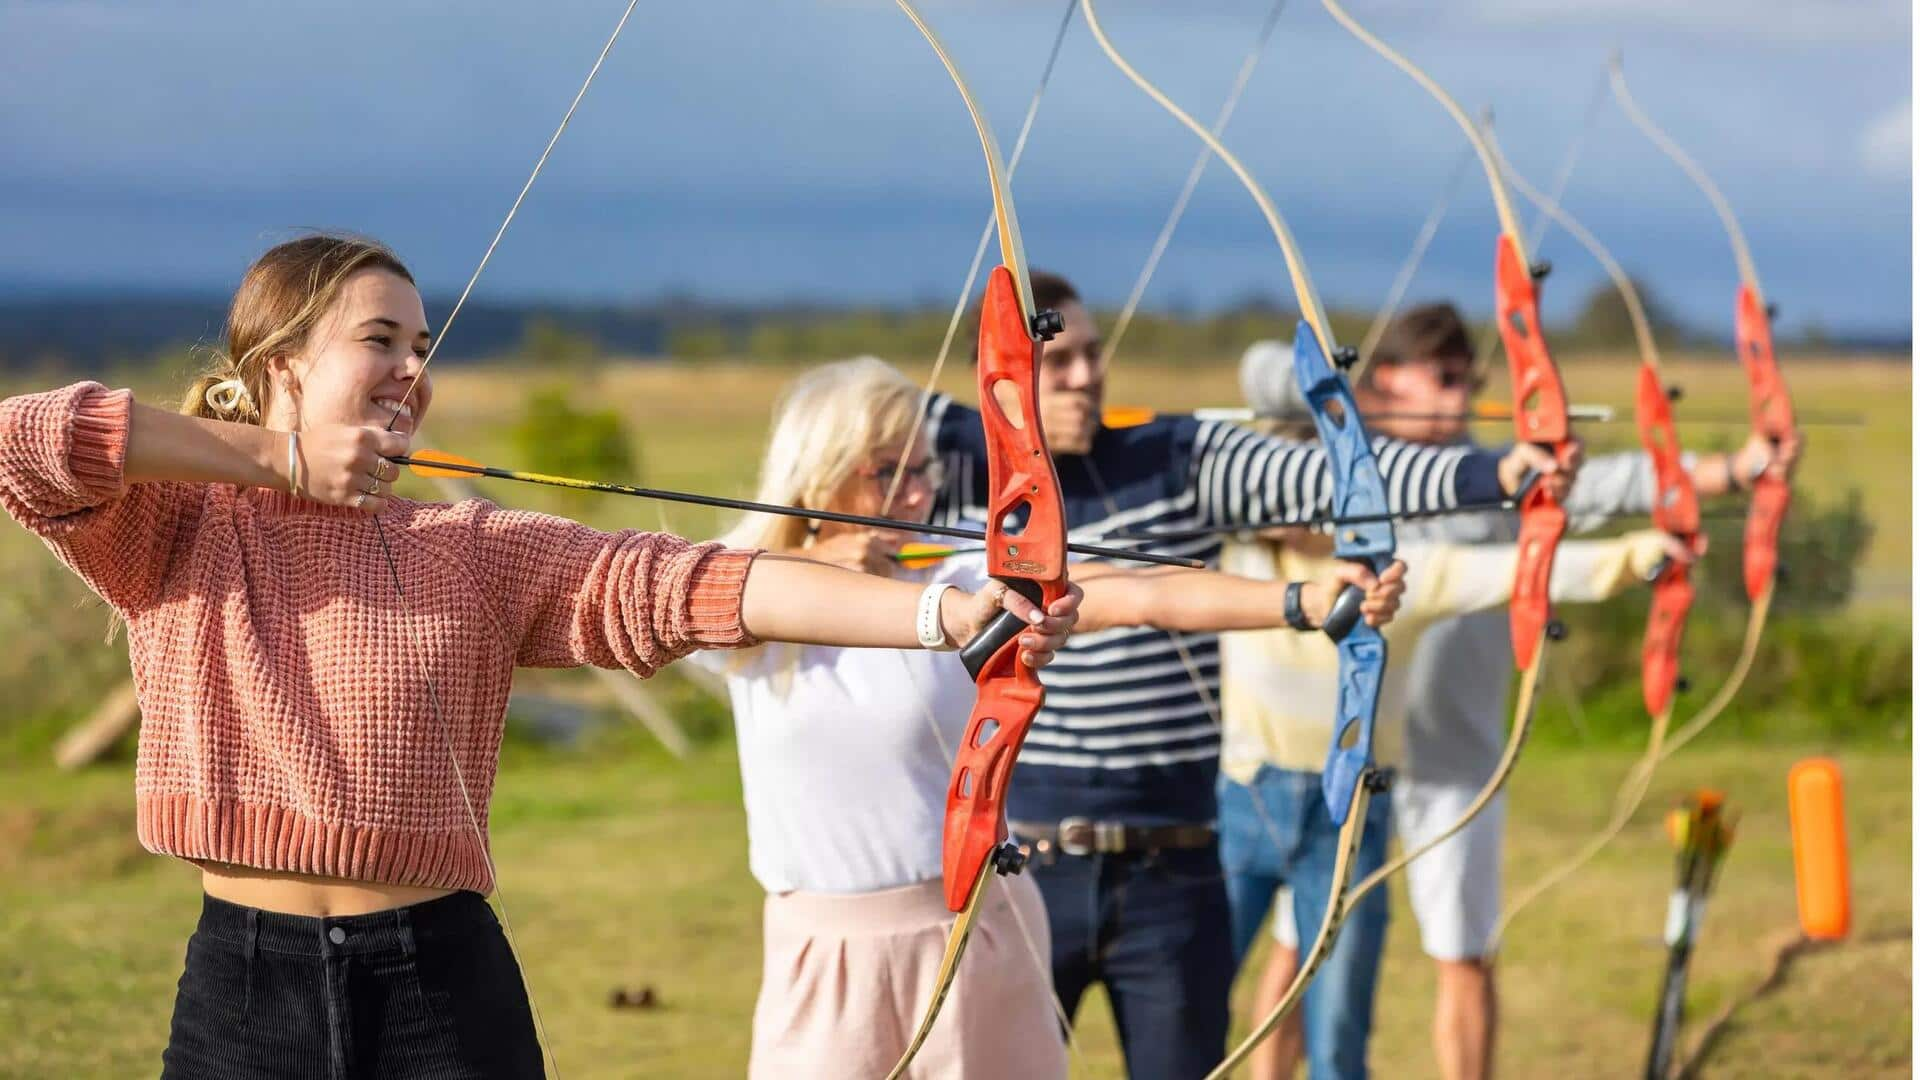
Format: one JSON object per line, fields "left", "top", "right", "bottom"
{"left": 1217, "top": 531, "right": 1672, "bottom": 783}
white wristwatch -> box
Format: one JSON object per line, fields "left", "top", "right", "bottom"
{"left": 917, "top": 582, "right": 959, "bottom": 651}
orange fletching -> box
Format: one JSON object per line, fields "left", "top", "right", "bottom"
{"left": 1787, "top": 758, "right": 1851, "bottom": 940}
{"left": 896, "top": 543, "right": 959, "bottom": 570}
{"left": 1102, "top": 406, "right": 1157, "bottom": 429}
{"left": 405, "top": 449, "right": 486, "bottom": 478}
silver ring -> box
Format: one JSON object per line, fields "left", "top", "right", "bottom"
{"left": 352, "top": 492, "right": 367, "bottom": 510}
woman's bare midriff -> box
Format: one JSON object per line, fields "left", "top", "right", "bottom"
{"left": 199, "top": 861, "right": 456, "bottom": 917}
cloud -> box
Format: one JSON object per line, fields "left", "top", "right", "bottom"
{"left": 1859, "top": 99, "right": 1912, "bottom": 180}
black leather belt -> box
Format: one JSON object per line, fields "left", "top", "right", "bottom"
{"left": 1010, "top": 818, "right": 1216, "bottom": 857}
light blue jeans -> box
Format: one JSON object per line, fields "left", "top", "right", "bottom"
{"left": 1217, "top": 766, "right": 1393, "bottom": 1080}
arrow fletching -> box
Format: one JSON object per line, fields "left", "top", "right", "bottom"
{"left": 894, "top": 543, "right": 974, "bottom": 569}
{"left": 405, "top": 449, "right": 490, "bottom": 478}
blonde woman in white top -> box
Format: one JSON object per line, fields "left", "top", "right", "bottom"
{"left": 695, "top": 357, "right": 1407, "bottom": 1079}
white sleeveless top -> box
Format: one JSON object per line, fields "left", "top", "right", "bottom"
{"left": 692, "top": 552, "right": 988, "bottom": 894}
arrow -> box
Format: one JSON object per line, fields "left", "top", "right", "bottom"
{"left": 398, "top": 450, "right": 1203, "bottom": 569}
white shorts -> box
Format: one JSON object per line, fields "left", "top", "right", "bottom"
{"left": 1270, "top": 779, "right": 1505, "bottom": 961}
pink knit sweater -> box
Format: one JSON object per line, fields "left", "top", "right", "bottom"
{"left": 0, "top": 383, "right": 759, "bottom": 892}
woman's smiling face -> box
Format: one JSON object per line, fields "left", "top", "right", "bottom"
{"left": 263, "top": 268, "right": 433, "bottom": 435}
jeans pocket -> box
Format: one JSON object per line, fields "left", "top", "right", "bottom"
{"left": 176, "top": 932, "right": 254, "bottom": 1029}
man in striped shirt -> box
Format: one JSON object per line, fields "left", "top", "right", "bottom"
{"left": 923, "top": 272, "right": 1570, "bottom": 1076}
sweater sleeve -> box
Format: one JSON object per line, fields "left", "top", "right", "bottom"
{"left": 1186, "top": 421, "right": 1502, "bottom": 529}
{"left": 0, "top": 382, "right": 198, "bottom": 612}
{"left": 1562, "top": 448, "right": 1684, "bottom": 534}
{"left": 464, "top": 503, "right": 761, "bottom": 674}
{"left": 1397, "top": 529, "right": 1671, "bottom": 619}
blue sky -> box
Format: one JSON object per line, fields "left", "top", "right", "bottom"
{"left": 1, "top": 0, "right": 1911, "bottom": 339}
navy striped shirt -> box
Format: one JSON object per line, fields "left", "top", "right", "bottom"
{"left": 927, "top": 396, "right": 1503, "bottom": 826}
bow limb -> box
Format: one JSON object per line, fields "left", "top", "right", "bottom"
{"left": 1607, "top": 52, "right": 1795, "bottom": 776}
{"left": 886, "top": 4, "right": 1069, "bottom": 1076}
{"left": 1480, "top": 129, "right": 1702, "bottom": 951}
{"left": 1079, "top": 4, "right": 1396, "bottom": 1073}
{"left": 1318, "top": 0, "right": 1574, "bottom": 934}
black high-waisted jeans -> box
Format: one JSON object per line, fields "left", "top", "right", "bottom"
{"left": 160, "top": 891, "right": 544, "bottom": 1079}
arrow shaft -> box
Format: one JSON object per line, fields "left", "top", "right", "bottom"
{"left": 397, "top": 456, "right": 1202, "bottom": 569}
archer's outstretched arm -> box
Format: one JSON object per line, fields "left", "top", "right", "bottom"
{"left": 1186, "top": 419, "right": 1516, "bottom": 529}
{"left": 1070, "top": 560, "right": 1405, "bottom": 635}
{"left": 741, "top": 553, "right": 1079, "bottom": 663}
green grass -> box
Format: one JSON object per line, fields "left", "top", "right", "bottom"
{"left": 0, "top": 742, "right": 1907, "bottom": 1077}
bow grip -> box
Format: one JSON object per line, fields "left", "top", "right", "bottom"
{"left": 960, "top": 578, "right": 1047, "bottom": 678}
{"left": 1322, "top": 584, "right": 1365, "bottom": 643}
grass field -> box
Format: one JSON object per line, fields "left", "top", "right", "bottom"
{"left": 0, "top": 743, "right": 1908, "bottom": 1077}
{"left": 0, "top": 349, "right": 1909, "bottom": 1075}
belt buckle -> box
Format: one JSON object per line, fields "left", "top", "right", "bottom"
{"left": 1056, "top": 817, "right": 1095, "bottom": 857}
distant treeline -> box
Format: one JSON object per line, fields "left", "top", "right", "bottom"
{"left": 0, "top": 283, "right": 1906, "bottom": 371}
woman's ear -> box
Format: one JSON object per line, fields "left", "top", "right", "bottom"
{"left": 265, "top": 352, "right": 294, "bottom": 392}
{"left": 262, "top": 352, "right": 303, "bottom": 426}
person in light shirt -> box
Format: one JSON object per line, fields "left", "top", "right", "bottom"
{"left": 1228, "top": 303, "right": 1799, "bottom": 1080}
{"left": 695, "top": 356, "right": 1407, "bottom": 1079}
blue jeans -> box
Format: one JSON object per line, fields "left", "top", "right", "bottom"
{"left": 1027, "top": 844, "right": 1235, "bottom": 1079}
{"left": 1217, "top": 767, "right": 1393, "bottom": 1080}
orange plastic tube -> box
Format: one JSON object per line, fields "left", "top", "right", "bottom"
{"left": 1787, "top": 758, "right": 1851, "bottom": 940}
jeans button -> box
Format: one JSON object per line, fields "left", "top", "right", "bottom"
{"left": 328, "top": 927, "right": 347, "bottom": 945}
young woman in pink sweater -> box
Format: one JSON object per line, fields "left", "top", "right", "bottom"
{"left": 0, "top": 234, "right": 1080, "bottom": 1078}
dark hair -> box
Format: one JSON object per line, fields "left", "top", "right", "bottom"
{"left": 1029, "top": 269, "right": 1079, "bottom": 314}
{"left": 968, "top": 269, "right": 1079, "bottom": 360}
{"left": 1364, "top": 301, "right": 1476, "bottom": 386}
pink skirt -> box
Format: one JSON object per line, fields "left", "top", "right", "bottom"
{"left": 751, "top": 874, "right": 1069, "bottom": 1079}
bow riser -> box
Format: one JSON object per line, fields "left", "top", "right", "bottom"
{"left": 1736, "top": 284, "right": 1794, "bottom": 601}
{"left": 1495, "top": 236, "right": 1571, "bottom": 668}
{"left": 941, "top": 265, "right": 1067, "bottom": 913}
{"left": 1634, "top": 363, "right": 1700, "bottom": 718}
{"left": 1641, "top": 570, "right": 1695, "bottom": 718}
{"left": 1292, "top": 325, "right": 1393, "bottom": 824}
{"left": 1636, "top": 366, "right": 1702, "bottom": 538}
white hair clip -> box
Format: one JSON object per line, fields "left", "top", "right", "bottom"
{"left": 204, "top": 378, "right": 252, "bottom": 415}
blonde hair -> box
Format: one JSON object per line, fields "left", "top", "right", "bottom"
{"left": 720, "top": 356, "right": 928, "bottom": 551}
{"left": 182, "top": 234, "right": 415, "bottom": 423}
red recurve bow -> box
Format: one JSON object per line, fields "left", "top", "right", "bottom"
{"left": 1483, "top": 130, "right": 1703, "bottom": 948}
{"left": 886, "top": 3, "right": 1069, "bottom": 1075}
{"left": 1609, "top": 51, "right": 1797, "bottom": 770}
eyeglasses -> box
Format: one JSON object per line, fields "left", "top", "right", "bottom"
{"left": 862, "top": 459, "right": 946, "bottom": 490}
